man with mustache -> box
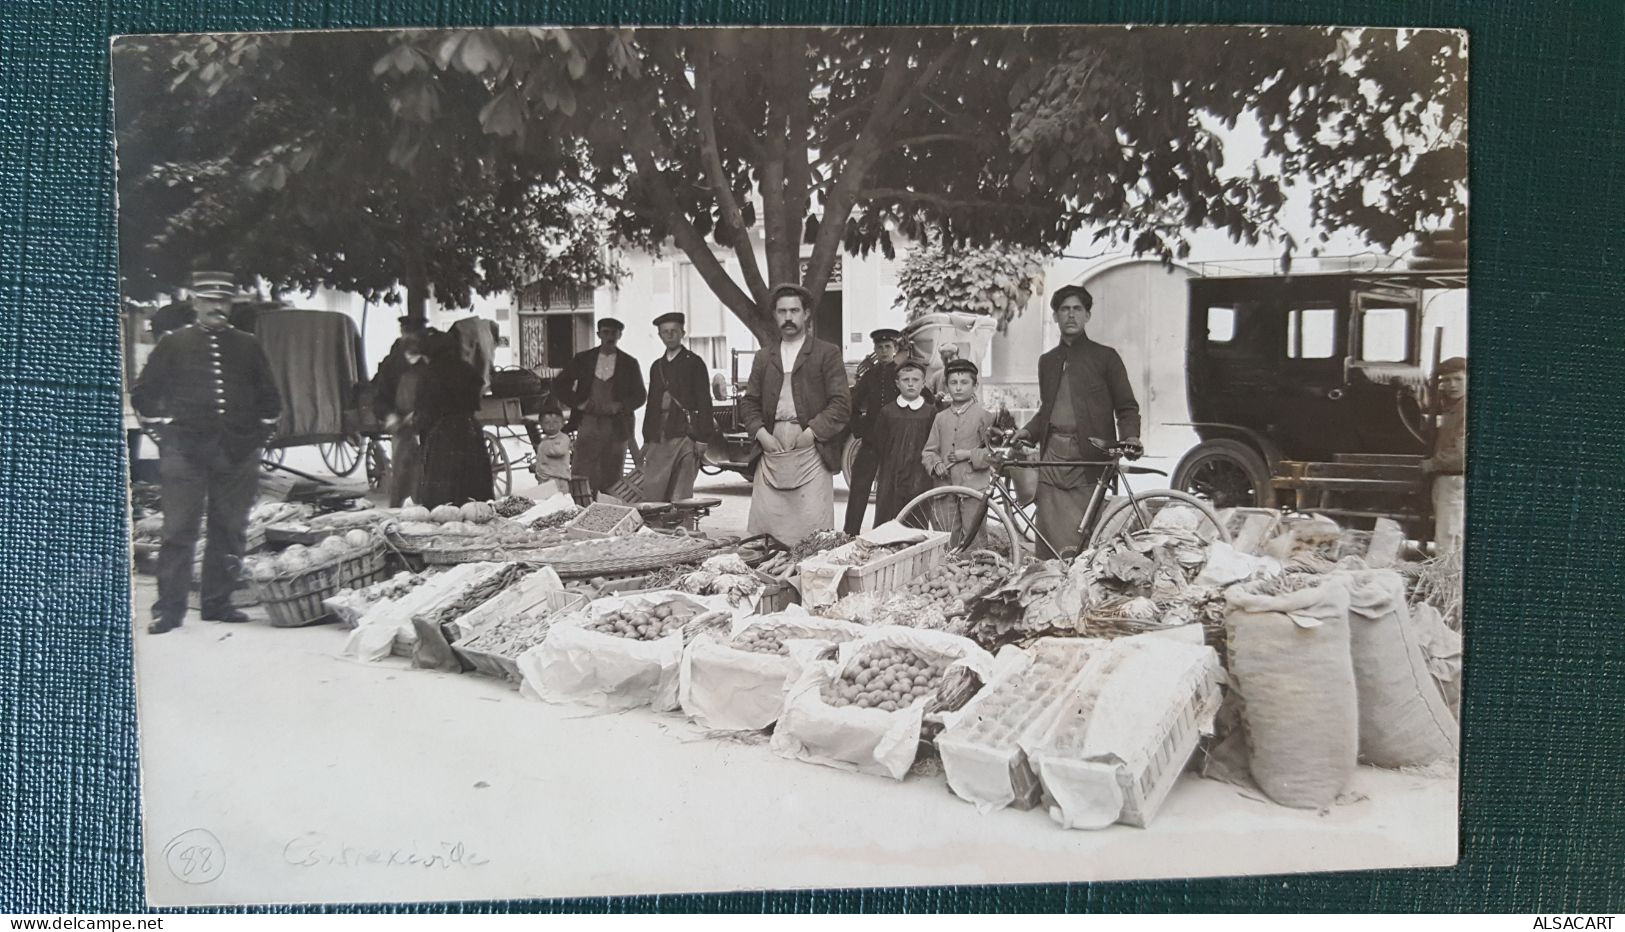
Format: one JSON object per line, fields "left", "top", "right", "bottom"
{"left": 738, "top": 283, "right": 851, "bottom": 545}
{"left": 132, "top": 269, "right": 283, "bottom": 634}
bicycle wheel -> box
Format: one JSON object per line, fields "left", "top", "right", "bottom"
{"left": 319, "top": 435, "right": 363, "bottom": 476}
{"left": 895, "top": 485, "right": 1025, "bottom": 568}
{"left": 1087, "top": 490, "right": 1232, "bottom": 549}
{"left": 486, "top": 431, "right": 512, "bottom": 498}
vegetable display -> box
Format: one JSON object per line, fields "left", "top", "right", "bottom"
{"left": 583, "top": 602, "right": 701, "bottom": 641}
{"left": 897, "top": 555, "right": 1009, "bottom": 622}
{"left": 820, "top": 646, "right": 949, "bottom": 711}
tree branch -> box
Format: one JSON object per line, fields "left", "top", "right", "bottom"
{"left": 626, "top": 110, "right": 768, "bottom": 341}
{"left": 695, "top": 44, "right": 768, "bottom": 305}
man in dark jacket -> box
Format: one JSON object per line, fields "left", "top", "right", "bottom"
{"left": 640, "top": 312, "right": 717, "bottom": 503}
{"left": 739, "top": 283, "right": 851, "bottom": 545}
{"left": 1014, "top": 284, "right": 1143, "bottom": 559}
{"left": 132, "top": 270, "right": 283, "bottom": 634}
{"left": 557, "top": 318, "right": 646, "bottom": 495}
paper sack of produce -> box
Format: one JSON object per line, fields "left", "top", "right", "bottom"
{"left": 678, "top": 607, "right": 867, "bottom": 732}
{"left": 771, "top": 626, "right": 995, "bottom": 780}
{"left": 520, "top": 590, "right": 732, "bottom": 711}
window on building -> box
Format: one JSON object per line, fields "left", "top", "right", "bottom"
{"left": 1287, "top": 306, "right": 1337, "bottom": 359}
{"left": 1358, "top": 304, "right": 1413, "bottom": 363}
{"left": 1206, "top": 306, "right": 1237, "bottom": 343}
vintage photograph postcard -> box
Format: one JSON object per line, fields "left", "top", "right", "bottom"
{"left": 114, "top": 23, "right": 1467, "bottom": 905}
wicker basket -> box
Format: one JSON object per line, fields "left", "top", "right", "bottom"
{"left": 251, "top": 544, "right": 389, "bottom": 628}
{"left": 420, "top": 539, "right": 565, "bottom": 566}
{"left": 452, "top": 589, "right": 588, "bottom": 681}
{"left": 543, "top": 537, "right": 720, "bottom": 579}
{"left": 799, "top": 530, "right": 951, "bottom": 605}
{"left": 564, "top": 502, "right": 643, "bottom": 540}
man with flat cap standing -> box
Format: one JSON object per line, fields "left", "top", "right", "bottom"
{"left": 132, "top": 269, "right": 283, "bottom": 634}
{"left": 739, "top": 282, "right": 851, "bottom": 545}
{"left": 558, "top": 317, "right": 645, "bottom": 495}
{"left": 640, "top": 312, "right": 717, "bottom": 503}
{"left": 1014, "top": 284, "right": 1143, "bottom": 559}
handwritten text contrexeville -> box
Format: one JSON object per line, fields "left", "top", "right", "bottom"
{"left": 282, "top": 832, "right": 490, "bottom": 870}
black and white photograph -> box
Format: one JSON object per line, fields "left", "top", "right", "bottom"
{"left": 114, "top": 23, "right": 1468, "bottom": 905}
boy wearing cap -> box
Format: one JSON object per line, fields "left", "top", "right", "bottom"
{"left": 557, "top": 318, "right": 646, "bottom": 495}
{"left": 131, "top": 269, "right": 283, "bottom": 634}
{"left": 1014, "top": 284, "right": 1142, "bottom": 559}
{"left": 921, "top": 358, "right": 999, "bottom": 547}
{"left": 640, "top": 312, "right": 717, "bottom": 502}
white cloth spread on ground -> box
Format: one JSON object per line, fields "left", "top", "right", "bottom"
{"left": 748, "top": 420, "right": 833, "bottom": 545}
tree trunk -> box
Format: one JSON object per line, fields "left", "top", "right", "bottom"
{"left": 404, "top": 236, "right": 428, "bottom": 323}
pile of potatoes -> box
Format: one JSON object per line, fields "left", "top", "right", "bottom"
{"left": 582, "top": 601, "right": 700, "bottom": 641}
{"left": 731, "top": 626, "right": 796, "bottom": 656}
{"left": 897, "top": 557, "right": 1009, "bottom": 621}
{"left": 820, "top": 646, "right": 950, "bottom": 712}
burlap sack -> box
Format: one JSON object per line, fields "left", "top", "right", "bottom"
{"left": 1224, "top": 577, "right": 1357, "bottom": 809}
{"left": 1336, "top": 569, "right": 1459, "bottom": 767}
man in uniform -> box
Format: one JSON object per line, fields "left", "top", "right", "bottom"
{"left": 557, "top": 318, "right": 646, "bottom": 495}
{"left": 844, "top": 327, "right": 915, "bottom": 535}
{"left": 132, "top": 270, "right": 283, "bottom": 634}
{"left": 1014, "top": 284, "right": 1143, "bottom": 559}
{"left": 640, "top": 312, "right": 717, "bottom": 503}
{"left": 739, "top": 283, "right": 851, "bottom": 545}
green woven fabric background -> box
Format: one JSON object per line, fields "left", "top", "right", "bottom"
{"left": 2, "top": 0, "right": 1620, "bottom": 913}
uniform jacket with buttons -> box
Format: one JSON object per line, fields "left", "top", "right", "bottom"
{"left": 132, "top": 323, "right": 283, "bottom": 459}
{"left": 644, "top": 346, "right": 717, "bottom": 446}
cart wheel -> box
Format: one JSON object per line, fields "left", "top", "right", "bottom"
{"left": 319, "top": 435, "right": 364, "bottom": 477}
{"left": 840, "top": 436, "right": 862, "bottom": 486}
{"left": 485, "top": 431, "right": 511, "bottom": 498}
{"left": 1172, "top": 438, "right": 1275, "bottom": 509}
{"left": 364, "top": 436, "right": 391, "bottom": 491}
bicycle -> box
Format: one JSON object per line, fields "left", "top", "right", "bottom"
{"left": 895, "top": 430, "right": 1230, "bottom": 566}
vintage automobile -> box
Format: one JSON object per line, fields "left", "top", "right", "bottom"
{"left": 1170, "top": 265, "right": 1467, "bottom": 536}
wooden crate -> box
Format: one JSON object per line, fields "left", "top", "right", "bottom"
{"left": 799, "top": 530, "right": 951, "bottom": 605}
{"left": 452, "top": 589, "right": 588, "bottom": 682}
{"left": 564, "top": 502, "right": 644, "bottom": 540}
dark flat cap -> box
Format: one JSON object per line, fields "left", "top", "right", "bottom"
{"left": 653, "top": 312, "right": 685, "bottom": 328}
{"left": 869, "top": 328, "right": 901, "bottom": 342}
{"left": 1437, "top": 356, "right": 1467, "bottom": 374}
{"left": 597, "top": 317, "right": 626, "bottom": 332}
{"left": 944, "top": 358, "right": 980, "bottom": 378}
{"left": 1049, "top": 284, "right": 1094, "bottom": 311}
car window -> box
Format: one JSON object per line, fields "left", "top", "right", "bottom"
{"left": 1287, "top": 306, "right": 1337, "bottom": 359}
{"left": 1359, "top": 304, "right": 1413, "bottom": 363}
{"left": 1206, "top": 306, "right": 1237, "bottom": 342}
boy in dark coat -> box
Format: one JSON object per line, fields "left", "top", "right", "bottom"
{"left": 870, "top": 361, "right": 938, "bottom": 527}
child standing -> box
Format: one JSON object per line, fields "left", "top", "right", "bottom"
{"left": 532, "top": 407, "right": 574, "bottom": 496}
{"left": 870, "top": 361, "right": 939, "bottom": 527}
{"left": 921, "top": 359, "right": 998, "bottom": 547}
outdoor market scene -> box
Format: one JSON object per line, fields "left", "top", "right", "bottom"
{"left": 115, "top": 25, "right": 1467, "bottom": 900}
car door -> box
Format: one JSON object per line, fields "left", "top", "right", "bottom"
{"left": 1276, "top": 298, "right": 1354, "bottom": 460}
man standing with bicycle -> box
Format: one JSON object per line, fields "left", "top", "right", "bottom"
{"left": 1014, "top": 284, "right": 1143, "bottom": 559}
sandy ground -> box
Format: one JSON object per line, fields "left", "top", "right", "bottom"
{"left": 130, "top": 446, "right": 1458, "bottom": 905}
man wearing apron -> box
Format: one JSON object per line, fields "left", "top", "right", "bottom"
{"left": 640, "top": 312, "right": 716, "bottom": 503}
{"left": 558, "top": 318, "right": 646, "bottom": 495}
{"left": 739, "top": 283, "right": 851, "bottom": 545}
{"left": 1014, "top": 284, "right": 1143, "bottom": 559}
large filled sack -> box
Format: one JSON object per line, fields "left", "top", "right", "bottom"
{"left": 1224, "top": 576, "right": 1357, "bottom": 809}
{"left": 678, "top": 608, "right": 866, "bottom": 732}
{"left": 771, "top": 626, "right": 995, "bottom": 780}
{"left": 1336, "top": 569, "right": 1459, "bottom": 767}
{"left": 520, "top": 590, "right": 731, "bottom": 711}
{"left": 1410, "top": 602, "right": 1463, "bottom": 718}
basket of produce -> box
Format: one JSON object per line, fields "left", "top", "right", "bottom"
{"left": 246, "top": 532, "right": 389, "bottom": 627}
{"left": 798, "top": 526, "right": 951, "bottom": 607}
{"left": 453, "top": 588, "right": 589, "bottom": 681}
{"left": 679, "top": 610, "right": 868, "bottom": 731}
{"left": 419, "top": 528, "right": 572, "bottom": 566}
{"left": 524, "top": 533, "right": 720, "bottom": 579}
{"left": 564, "top": 502, "right": 643, "bottom": 540}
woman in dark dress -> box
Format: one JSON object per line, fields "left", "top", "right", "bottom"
{"left": 414, "top": 331, "right": 494, "bottom": 508}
